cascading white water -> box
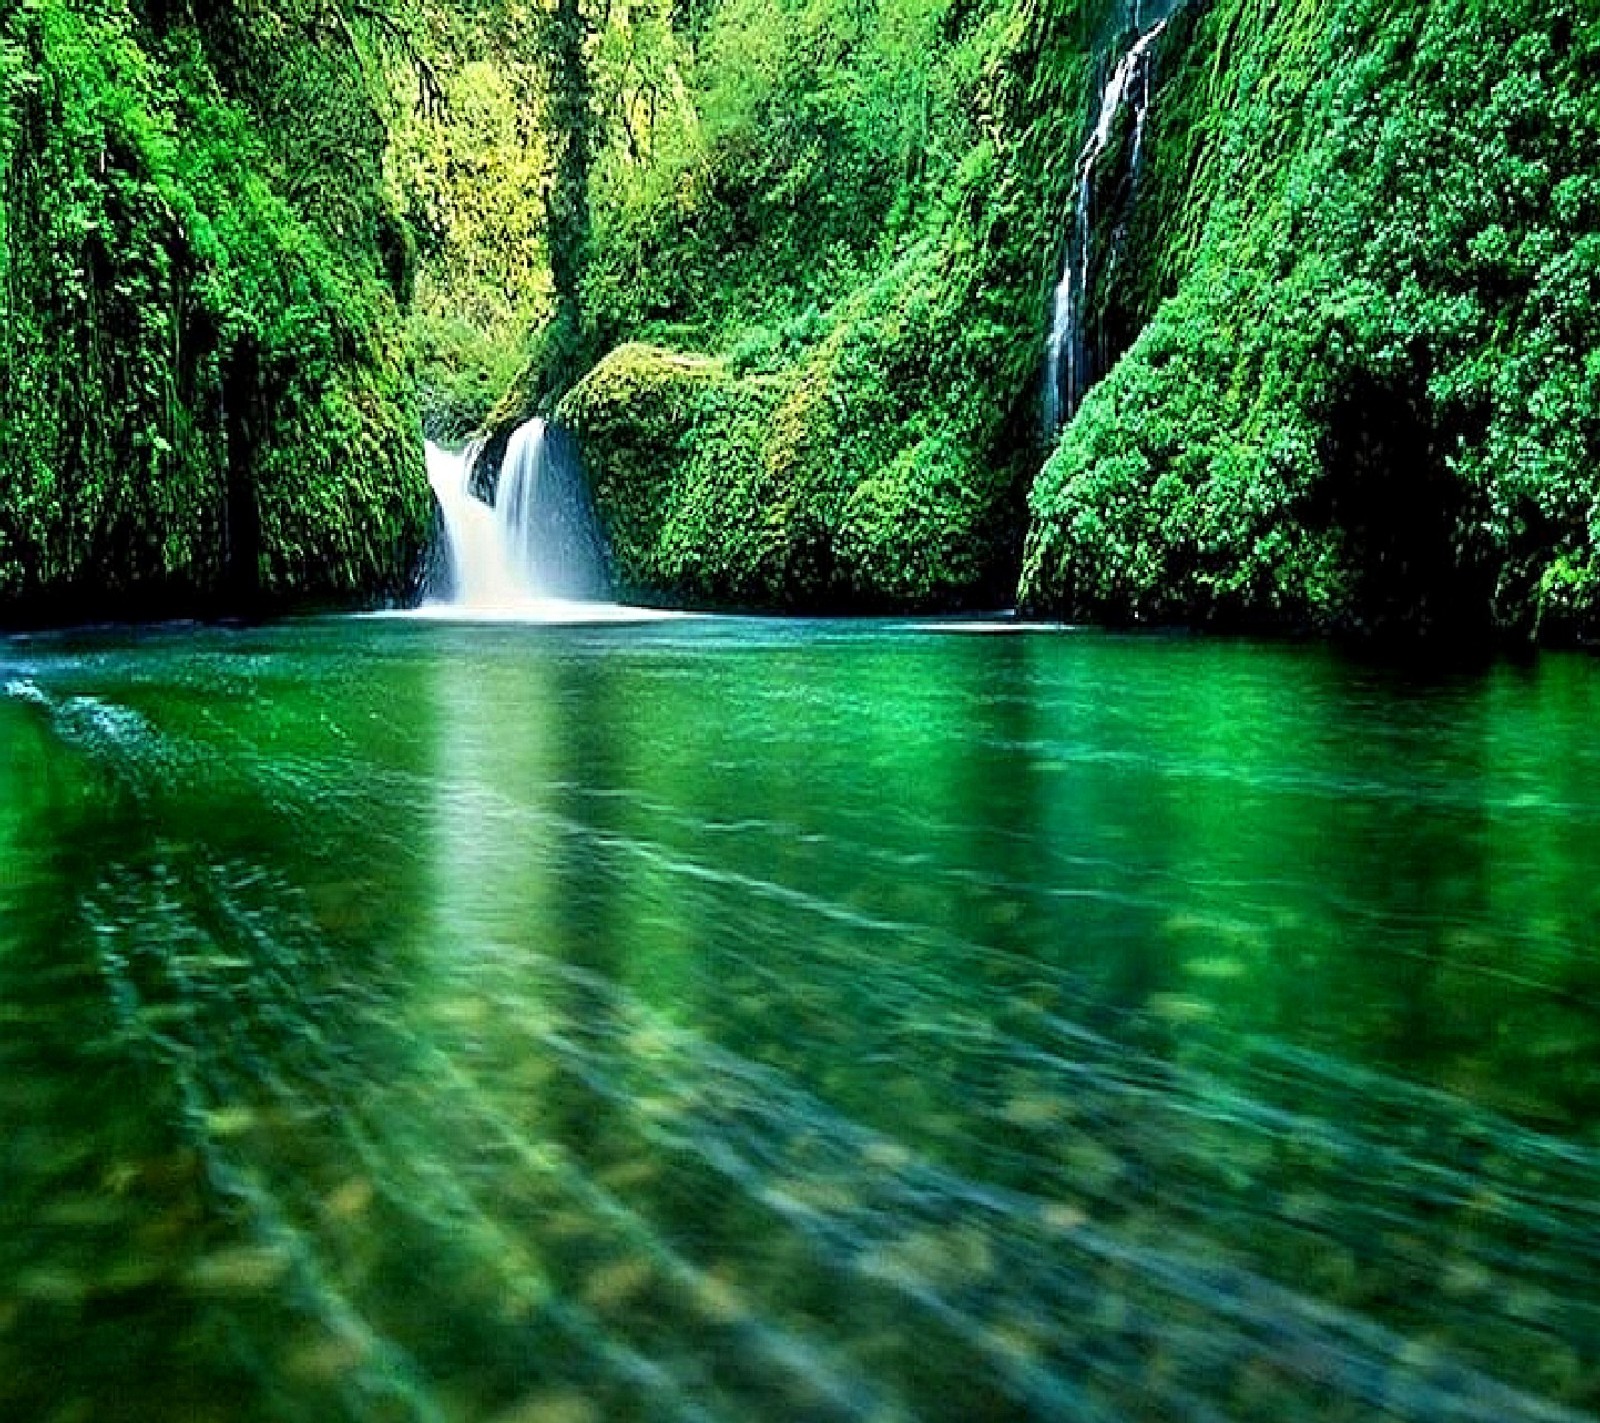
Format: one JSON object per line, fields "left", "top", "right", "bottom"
{"left": 427, "top": 437, "right": 510, "bottom": 607}
{"left": 423, "top": 417, "right": 613, "bottom": 617}
{"left": 1044, "top": 19, "right": 1167, "bottom": 436}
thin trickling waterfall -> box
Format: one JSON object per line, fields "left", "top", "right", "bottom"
{"left": 425, "top": 418, "right": 611, "bottom": 613}
{"left": 1044, "top": 19, "right": 1167, "bottom": 436}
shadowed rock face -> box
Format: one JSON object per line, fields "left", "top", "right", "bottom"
{"left": 1312, "top": 369, "right": 1496, "bottom": 648}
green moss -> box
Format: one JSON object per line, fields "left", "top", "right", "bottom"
{"left": 508, "top": 0, "right": 1600, "bottom": 640}
{"left": 1024, "top": 0, "right": 1600, "bottom": 643}
{"left": 561, "top": 242, "right": 1029, "bottom": 611}
{"left": 558, "top": 344, "right": 790, "bottom": 604}
{"left": 0, "top": 0, "right": 430, "bottom": 623}
{"left": 491, "top": 0, "right": 1113, "bottom": 613}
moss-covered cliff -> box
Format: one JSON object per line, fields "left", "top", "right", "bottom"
{"left": 1023, "top": 0, "right": 1600, "bottom": 643}
{"left": 0, "top": 0, "right": 431, "bottom": 624}
{"left": 13, "top": 0, "right": 1589, "bottom": 635}
{"left": 560, "top": 239, "right": 1033, "bottom": 612}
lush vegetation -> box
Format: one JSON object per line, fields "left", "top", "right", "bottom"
{"left": 0, "top": 0, "right": 431, "bottom": 623}
{"left": 450, "top": 0, "right": 1127, "bottom": 609}
{"left": 1024, "top": 0, "right": 1600, "bottom": 643}
{"left": 451, "top": 0, "right": 1599, "bottom": 638}
{"left": 390, "top": 46, "right": 552, "bottom": 442}
{"left": 4, "top": 0, "right": 1597, "bottom": 638}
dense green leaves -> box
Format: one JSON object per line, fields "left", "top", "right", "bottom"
{"left": 6, "top": 0, "right": 1594, "bottom": 635}
{"left": 494, "top": 0, "right": 1122, "bottom": 610}
{"left": 1024, "top": 0, "right": 1600, "bottom": 642}
{"left": 502, "top": 0, "right": 1600, "bottom": 637}
{"left": 0, "top": 0, "right": 430, "bottom": 621}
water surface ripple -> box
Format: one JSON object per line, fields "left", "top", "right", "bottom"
{"left": 1, "top": 618, "right": 1598, "bottom": 1421}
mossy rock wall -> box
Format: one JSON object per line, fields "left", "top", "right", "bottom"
{"left": 558, "top": 345, "right": 783, "bottom": 606}
{"left": 0, "top": 1, "right": 430, "bottom": 624}
{"left": 507, "top": 0, "right": 1126, "bottom": 613}
{"left": 561, "top": 293, "right": 1028, "bottom": 612}
{"left": 463, "top": 0, "right": 1600, "bottom": 641}
{"left": 1022, "top": 0, "right": 1600, "bottom": 643}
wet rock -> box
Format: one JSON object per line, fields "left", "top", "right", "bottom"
{"left": 322, "top": 1177, "right": 376, "bottom": 1222}
{"left": 284, "top": 1329, "right": 373, "bottom": 1384}
{"left": 541, "top": 1210, "right": 595, "bottom": 1243}
{"left": 1504, "top": 1284, "right": 1558, "bottom": 1326}
{"left": 861, "top": 1139, "right": 912, "bottom": 1171}
{"left": 1146, "top": 993, "right": 1216, "bottom": 1024}
{"left": 1183, "top": 955, "right": 1247, "bottom": 980}
{"left": 692, "top": 1269, "right": 746, "bottom": 1326}
{"left": 429, "top": 997, "right": 492, "bottom": 1029}
{"left": 1439, "top": 1257, "right": 1491, "bottom": 1299}
{"left": 987, "top": 1316, "right": 1047, "bottom": 1366}
{"left": 772, "top": 1177, "right": 858, "bottom": 1215}
{"left": 632, "top": 1096, "right": 678, "bottom": 1123}
{"left": 202, "top": 1106, "right": 260, "bottom": 1140}
{"left": 860, "top": 1224, "right": 994, "bottom": 1292}
{"left": 1038, "top": 1202, "right": 1088, "bottom": 1234}
{"left": 1000, "top": 1093, "right": 1070, "bottom": 1129}
{"left": 595, "top": 1158, "right": 660, "bottom": 1193}
{"left": 1060, "top": 1136, "right": 1124, "bottom": 1192}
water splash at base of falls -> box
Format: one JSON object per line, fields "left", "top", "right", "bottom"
{"left": 419, "top": 418, "right": 654, "bottom": 623}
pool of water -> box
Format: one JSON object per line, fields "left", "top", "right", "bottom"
{"left": 2, "top": 616, "right": 1598, "bottom": 1421}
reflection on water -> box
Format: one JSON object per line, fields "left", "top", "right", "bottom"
{"left": 2, "top": 620, "right": 1599, "bottom": 1421}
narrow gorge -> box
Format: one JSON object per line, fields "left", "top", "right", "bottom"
{"left": 4, "top": 4, "right": 1600, "bottom": 1422}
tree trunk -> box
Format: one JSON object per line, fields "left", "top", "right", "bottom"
{"left": 544, "top": 0, "right": 593, "bottom": 392}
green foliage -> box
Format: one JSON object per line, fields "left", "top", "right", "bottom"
{"left": 387, "top": 54, "right": 553, "bottom": 438}
{"left": 562, "top": 313, "right": 1021, "bottom": 610}
{"left": 515, "top": 0, "right": 1600, "bottom": 636}
{"left": 6, "top": 0, "right": 1591, "bottom": 634}
{"left": 557, "top": 344, "right": 792, "bottom": 603}
{"left": 563, "top": 233, "right": 1043, "bottom": 609}
{"left": 1024, "top": 0, "right": 1600, "bottom": 642}
{"left": 493, "top": 0, "right": 1123, "bottom": 610}
{"left": 0, "top": 0, "right": 430, "bottom": 621}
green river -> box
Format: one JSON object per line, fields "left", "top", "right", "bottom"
{"left": 2, "top": 616, "right": 1598, "bottom": 1421}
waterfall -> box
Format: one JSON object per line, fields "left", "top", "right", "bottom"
{"left": 424, "top": 418, "right": 611, "bottom": 614}
{"left": 1043, "top": 19, "right": 1168, "bottom": 436}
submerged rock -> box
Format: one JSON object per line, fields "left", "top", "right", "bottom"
{"left": 321, "top": 1177, "right": 376, "bottom": 1222}
{"left": 491, "top": 1388, "right": 602, "bottom": 1423}
{"left": 283, "top": 1330, "right": 373, "bottom": 1384}
{"left": 187, "top": 1244, "right": 292, "bottom": 1295}
{"left": 581, "top": 1256, "right": 655, "bottom": 1312}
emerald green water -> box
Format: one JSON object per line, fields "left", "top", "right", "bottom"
{"left": 2, "top": 617, "right": 1598, "bottom": 1422}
